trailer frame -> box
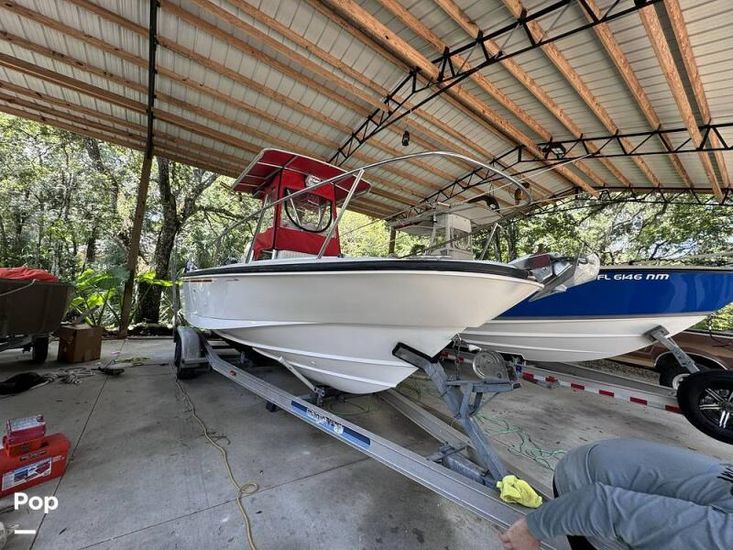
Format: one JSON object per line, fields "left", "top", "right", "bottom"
{"left": 174, "top": 326, "right": 569, "bottom": 550}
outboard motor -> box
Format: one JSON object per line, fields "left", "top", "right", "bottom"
{"left": 510, "top": 252, "right": 600, "bottom": 301}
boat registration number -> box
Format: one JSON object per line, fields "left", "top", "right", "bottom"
{"left": 597, "top": 273, "right": 669, "bottom": 281}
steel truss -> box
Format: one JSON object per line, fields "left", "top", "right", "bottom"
{"left": 517, "top": 121, "right": 733, "bottom": 163}
{"left": 391, "top": 148, "right": 733, "bottom": 225}
{"left": 330, "top": 0, "right": 660, "bottom": 166}
{"left": 527, "top": 187, "right": 733, "bottom": 218}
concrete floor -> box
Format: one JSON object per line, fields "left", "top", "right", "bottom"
{"left": 0, "top": 338, "right": 730, "bottom": 550}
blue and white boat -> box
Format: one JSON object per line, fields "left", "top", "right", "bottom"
{"left": 462, "top": 266, "right": 733, "bottom": 362}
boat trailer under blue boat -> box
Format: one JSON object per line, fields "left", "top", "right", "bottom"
{"left": 462, "top": 266, "right": 733, "bottom": 363}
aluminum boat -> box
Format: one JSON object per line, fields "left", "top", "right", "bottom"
{"left": 180, "top": 149, "right": 563, "bottom": 394}
{"left": 462, "top": 266, "right": 733, "bottom": 362}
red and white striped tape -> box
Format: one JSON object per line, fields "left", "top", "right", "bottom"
{"left": 520, "top": 367, "right": 681, "bottom": 414}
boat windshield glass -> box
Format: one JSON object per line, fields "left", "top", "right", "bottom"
{"left": 451, "top": 227, "right": 472, "bottom": 252}
{"left": 283, "top": 190, "right": 332, "bottom": 233}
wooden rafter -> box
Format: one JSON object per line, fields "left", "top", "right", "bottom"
{"left": 320, "top": 0, "right": 598, "bottom": 197}
{"left": 300, "top": 0, "right": 553, "bottom": 198}
{"left": 0, "top": 86, "right": 245, "bottom": 172}
{"left": 500, "top": 0, "right": 661, "bottom": 190}
{"left": 638, "top": 4, "right": 724, "bottom": 199}
{"left": 663, "top": 0, "right": 730, "bottom": 189}
{"left": 430, "top": 0, "right": 637, "bottom": 189}
{"left": 380, "top": 0, "right": 632, "bottom": 191}
{"left": 161, "top": 1, "right": 508, "bottom": 203}
{"left": 0, "top": 32, "right": 422, "bottom": 207}
{"left": 581, "top": 0, "right": 694, "bottom": 190}
{"left": 0, "top": 53, "right": 410, "bottom": 214}
{"left": 66, "top": 0, "right": 460, "bottom": 195}
{"left": 0, "top": 101, "right": 232, "bottom": 176}
{"left": 0, "top": 10, "right": 437, "bottom": 209}
{"left": 27, "top": 0, "right": 478, "bottom": 203}
{"left": 212, "top": 0, "right": 543, "bottom": 202}
{"left": 5, "top": 0, "right": 528, "bottom": 206}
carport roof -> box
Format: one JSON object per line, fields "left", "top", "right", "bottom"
{"left": 0, "top": 0, "right": 731, "bottom": 219}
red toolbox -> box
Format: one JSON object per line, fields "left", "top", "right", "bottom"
{"left": 0, "top": 415, "right": 70, "bottom": 498}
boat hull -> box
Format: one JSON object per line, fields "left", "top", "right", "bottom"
{"left": 462, "top": 267, "right": 733, "bottom": 363}
{"left": 462, "top": 314, "right": 707, "bottom": 362}
{"left": 182, "top": 259, "right": 542, "bottom": 394}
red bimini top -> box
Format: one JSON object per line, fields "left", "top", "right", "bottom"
{"left": 232, "top": 149, "right": 371, "bottom": 260}
{"left": 232, "top": 149, "right": 371, "bottom": 200}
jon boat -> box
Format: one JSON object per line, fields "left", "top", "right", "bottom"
{"left": 180, "top": 149, "right": 575, "bottom": 394}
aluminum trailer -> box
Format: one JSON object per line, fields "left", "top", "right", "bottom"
{"left": 174, "top": 326, "right": 569, "bottom": 550}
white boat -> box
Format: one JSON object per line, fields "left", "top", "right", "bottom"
{"left": 180, "top": 149, "right": 552, "bottom": 394}
{"left": 183, "top": 256, "right": 542, "bottom": 393}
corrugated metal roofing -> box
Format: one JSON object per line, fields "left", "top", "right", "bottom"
{"left": 0, "top": 0, "right": 730, "bottom": 220}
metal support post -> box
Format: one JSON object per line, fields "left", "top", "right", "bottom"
{"left": 645, "top": 326, "right": 699, "bottom": 374}
{"left": 392, "top": 343, "right": 510, "bottom": 482}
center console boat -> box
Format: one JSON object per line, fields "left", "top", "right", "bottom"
{"left": 180, "top": 149, "right": 572, "bottom": 394}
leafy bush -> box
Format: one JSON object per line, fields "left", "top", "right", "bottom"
{"left": 69, "top": 267, "right": 175, "bottom": 328}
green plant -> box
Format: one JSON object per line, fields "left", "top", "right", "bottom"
{"left": 69, "top": 268, "right": 176, "bottom": 329}
{"left": 69, "top": 267, "right": 127, "bottom": 327}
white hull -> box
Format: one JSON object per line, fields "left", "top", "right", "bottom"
{"left": 461, "top": 314, "right": 707, "bottom": 363}
{"left": 182, "top": 259, "right": 541, "bottom": 393}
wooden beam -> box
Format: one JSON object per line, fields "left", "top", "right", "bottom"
{"left": 301, "top": 0, "right": 551, "bottom": 194}
{"left": 0, "top": 52, "right": 271, "bottom": 157}
{"left": 0, "top": 71, "right": 407, "bottom": 216}
{"left": 581, "top": 0, "right": 694, "bottom": 190}
{"left": 181, "top": 2, "right": 525, "bottom": 204}
{"left": 639, "top": 5, "right": 724, "bottom": 199}
{"left": 431, "top": 0, "right": 633, "bottom": 189}
{"left": 0, "top": 51, "right": 143, "bottom": 113}
{"left": 160, "top": 1, "right": 484, "bottom": 198}
{"left": 159, "top": 0, "right": 388, "bottom": 114}
{"left": 0, "top": 31, "right": 426, "bottom": 205}
{"left": 0, "top": 99, "right": 391, "bottom": 218}
{"left": 63, "top": 0, "right": 387, "bottom": 121}
{"left": 0, "top": 81, "right": 246, "bottom": 168}
{"left": 321, "top": 0, "right": 598, "bottom": 196}
{"left": 11, "top": 0, "right": 515, "bottom": 204}
{"left": 56, "top": 2, "right": 458, "bottom": 198}
{"left": 0, "top": 99, "right": 241, "bottom": 177}
{"left": 663, "top": 0, "right": 729, "bottom": 189}
{"left": 0, "top": 68, "right": 420, "bottom": 211}
{"left": 500, "top": 0, "right": 662, "bottom": 190}
{"left": 2, "top": 0, "right": 519, "bottom": 208}
{"left": 0, "top": 88, "right": 244, "bottom": 175}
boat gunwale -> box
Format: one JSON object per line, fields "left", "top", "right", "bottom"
{"left": 182, "top": 258, "right": 532, "bottom": 279}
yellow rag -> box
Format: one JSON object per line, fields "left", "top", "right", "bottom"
{"left": 496, "top": 475, "right": 543, "bottom": 508}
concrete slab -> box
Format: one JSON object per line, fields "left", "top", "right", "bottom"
{"left": 0, "top": 338, "right": 731, "bottom": 550}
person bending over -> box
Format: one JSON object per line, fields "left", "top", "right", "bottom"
{"left": 500, "top": 438, "right": 733, "bottom": 550}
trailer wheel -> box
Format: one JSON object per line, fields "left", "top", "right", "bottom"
{"left": 658, "top": 355, "right": 721, "bottom": 388}
{"left": 659, "top": 363, "right": 709, "bottom": 389}
{"left": 31, "top": 336, "right": 49, "bottom": 364}
{"left": 677, "top": 370, "right": 733, "bottom": 444}
{"left": 174, "top": 333, "right": 197, "bottom": 380}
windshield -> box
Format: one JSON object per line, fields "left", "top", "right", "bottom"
{"left": 283, "top": 190, "right": 332, "bottom": 233}
{"left": 451, "top": 227, "right": 472, "bottom": 252}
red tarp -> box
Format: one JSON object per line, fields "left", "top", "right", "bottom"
{"left": 0, "top": 267, "right": 59, "bottom": 283}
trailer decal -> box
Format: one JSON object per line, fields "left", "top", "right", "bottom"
{"left": 290, "top": 401, "right": 371, "bottom": 449}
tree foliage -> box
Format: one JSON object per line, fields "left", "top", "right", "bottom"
{"left": 1, "top": 114, "right": 732, "bottom": 331}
